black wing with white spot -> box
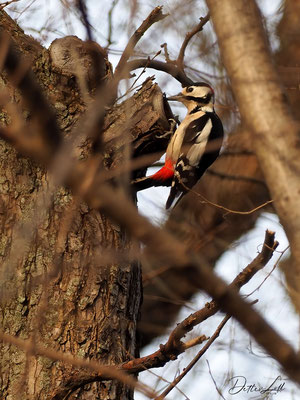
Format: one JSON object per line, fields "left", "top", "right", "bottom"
{"left": 184, "top": 113, "right": 210, "bottom": 143}
{"left": 166, "top": 112, "right": 223, "bottom": 209}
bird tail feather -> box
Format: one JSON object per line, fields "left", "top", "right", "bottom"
{"left": 166, "top": 186, "right": 178, "bottom": 209}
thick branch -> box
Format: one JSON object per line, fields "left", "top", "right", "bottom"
{"left": 0, "top": 330, "right": 154, "bottom": 399}
{"left": 124, "top": 14, "right": 210, "bottom": 86}
{"left": 126, "top": 58, "right": 193, "bottom": 86}
{"left": 206, "top": 0, "right": 300, "bottom": 307}
{"left": 123, "top": 230, "right": 278, "bottom": 375}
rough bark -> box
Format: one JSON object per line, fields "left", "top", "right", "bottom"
{"left": 274, "top": 0, "right": 300, "bottom": 311}
{"left": 0, "top": 11, "right": 169, "bottom": 400}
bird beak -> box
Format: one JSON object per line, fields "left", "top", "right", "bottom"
{"left": 167, "top": 93, "right": 184, "bottom": 102}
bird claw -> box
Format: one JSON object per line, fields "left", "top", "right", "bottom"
{"left": 156, "top": 117, "right": 178, "bottom": 139}
{"left": 156, "top": 131, "right": 171, "bottom": 139}
{"left": 168, "top": 117, "right": 178, "bottom": 131}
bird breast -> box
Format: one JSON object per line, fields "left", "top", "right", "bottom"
{"left": 166, "top": 110, "right": 206, "bottom": 164}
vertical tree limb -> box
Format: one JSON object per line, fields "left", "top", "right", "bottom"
{"left": 206, "top": 0, "right": 300, "bottom": 310}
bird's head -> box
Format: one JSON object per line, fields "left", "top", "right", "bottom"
{"left": 168, "top": 82, "right": 215, "bottom": 113}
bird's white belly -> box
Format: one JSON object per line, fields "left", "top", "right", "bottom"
{"left": 166, "top": 110, "right": 206, "bottom": 163}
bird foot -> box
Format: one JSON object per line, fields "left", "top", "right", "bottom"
{"left": 155, "top": 118, "right": 178, "bottom": 139}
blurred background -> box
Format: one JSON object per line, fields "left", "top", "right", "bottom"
{"left": 4, "top": 1, "right": 300, "bottom": 398}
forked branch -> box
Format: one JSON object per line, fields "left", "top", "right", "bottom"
{"left": 124, "top": 13, "right": 211, "bottom": 86}
{"left": 114, "top": 6, "right": 168, "bottom": 80}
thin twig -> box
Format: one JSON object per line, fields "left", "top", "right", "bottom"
{"left": 206, "top": 360, "right": 227, "bottom": 400}
{"left": 106, "top": 0, "right": 119, "bottom": 47}
{"left": 207, "top": 168, "right": 266, "bottom": 187}
{"left": 160, "top": 43, "right": 172, "bottom": 63}
{"left": 181, "top": 179, "right": 274, "bottom": 215}
{"left": 76, "top": 0, "right": 93, "bottom": 41}
{"left": 116, "top": 50, "right": 162, "bottom": 101}
{"left": 246, "top": 245, "right": 290, "bottom": 297}
{"left": 155, "top": 315, "right": 231, "bottom": 400}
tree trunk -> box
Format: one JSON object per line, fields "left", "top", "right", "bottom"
{"left": 206, "top": 0, "right": 300, "bottom": 312}
{"left": 0, "top": 10, "right": 169, "bottom": 399}
{"left": 275, "top": 0, "right": 300, "bottom": 312}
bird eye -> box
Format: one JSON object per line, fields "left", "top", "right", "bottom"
{"left": 186, "top": 87, "right": 194, "bottom": 93}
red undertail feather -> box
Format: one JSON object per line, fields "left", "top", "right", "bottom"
{"left": 152, "top": 159, "right": 174, "bottom": 181}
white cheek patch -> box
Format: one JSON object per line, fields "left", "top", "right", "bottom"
{"left": 184, "top": 86, "right": 211, "bottom": 98}
{"left": 187, "top": 119, "right": 212, "bottom": 166}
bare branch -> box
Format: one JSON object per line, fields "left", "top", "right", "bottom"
{"left": 206, "top": 0, "right": 300, "bottom": 309}
{"left": 177, "top": 13, "right": 210, "bottom": 70}
{"left": 0, "top": 330, "right": 155, "bottom": 399}
{"left": 106, "top": 0, "right": 119, "bottom": 47}
{"left": 122, "top": 15, "right": 210, "bottom": 86}
{"left": 185, "top": 185, "right": 274, "bottom": 216}
{"left": 156, "top": 230, "right": 278, "bottom": 358}
{"left": 155, "top": 314, "right": 231, "bottom": 400}
{"left": 160, "top": 42, "right": 172, "bottom": 63}
{"left": 206, "top": 360, "right": 227, "bottom": 400}
{"left": 125, "top": 58, "right": 193, "bottom": 86}
{"left": 76, "top": 0, "right": 93, "bottom": 41}
{"left": 114, "top": 6, "right": 168, "bottom": 80}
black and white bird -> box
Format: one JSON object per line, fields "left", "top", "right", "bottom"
{"left": 151, "top": 82, "right": 224, "bottom": 209}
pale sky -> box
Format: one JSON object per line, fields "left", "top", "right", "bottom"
{"left": 6, "top": 1, "right": 299, "bottom": 399}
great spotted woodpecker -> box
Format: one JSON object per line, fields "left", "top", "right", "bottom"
{"left": 151, "top": 82, "right": 224, "bottom": 209}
